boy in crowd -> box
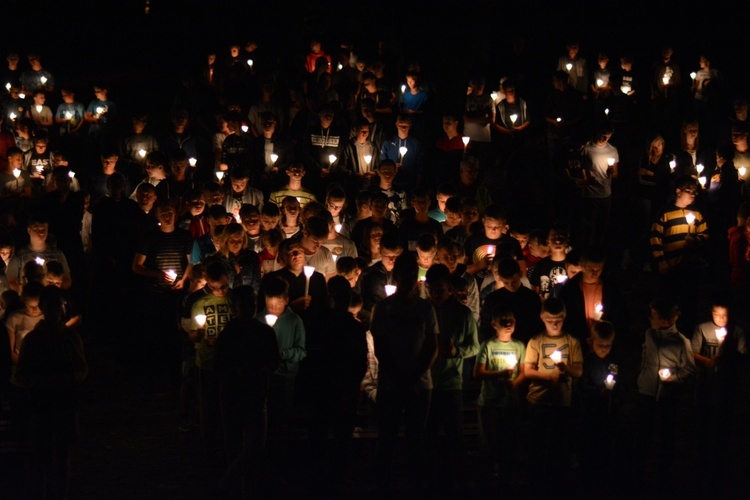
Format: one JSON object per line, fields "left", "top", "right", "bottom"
{"left": 529, "top": 226, "right": 569, "bottom": 300}
{"left": 464, "top": 204, "right": 523, "bottom": 283}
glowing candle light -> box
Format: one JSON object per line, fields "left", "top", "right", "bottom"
{"left": 335, "top": 224, "right": 342, "bottom": 233}
{"left": 296, "top": 197, "right": 301, "bottom": 203}
{"left": 604, "top": 108, "right": 610, "bottom": 117}
{"left": 715, "top": 327, "right": 727, "bottom": 344}
{"left": 4, "top": 83, "right": 9, "bottom": 91}
{"left": 461, "top": 136, "right": 470, "bottom": 147}
{"left": 241, "top": 125, "right": 249, "bottom": 133}
{"left": 556, "top": 275, "right": 568, "bottom": 284}
{"left": 685, "top": 212, "right": 696, "bottom": 226}
{"left": 35, "top": 256, "right": 45, "bottom": 266}
{"left": 331, "top": 254, "right": 338, "bottom": 263}
{"left": 662, "top": 75, "right": 670, "bottom": 85}
{"left": 565, "top": 63, "right": 573, "bottom": 72}
{"left": 401, "top": 84, "right": 406, "bottom": 94}
{"left": 304, "top": 265, "right": 315, "bottom": 296}
{"left": 486, "top": 245, "right": 496, "bottom": 257}
{"left": 490, "top": 91, "right": 498, "bottom": 101}
{"left": 384, "top": 284, "right": 397, "bottom": 296}
{"left": 96, "top": 106, "right": 104, "bottom": 115}
{"left": 669, "top": 159, "right": 676, "bottom": 171}
{"left": 607, "top": 157, "right": 615, "bottom": 167}
{"left": 399, "top": 146, "right": 408, "bottom": 161}
{"left": 594, "top": 303, "right": 604, "bottom": 321}
{"left": 690, "top": 71, "right": 697, "bottom": 80}
{"left": 620, "top": 84, "right": 631, "bottom": 94}
{"left": 699, "top": 176, "right": 706, "bottom": 188}
{"left": 166, "top": 269, "right": 178, "bottom": 281}
{"left": 658, "top": 368, "right": 671, "bottom": 381}
{"left": 510, "top": 114, "right": 518, "bottom": 124}
{"left": 40, "top": 76, "right": 47, "bottom": 85}
{"left": 64, "top": 111, "right": 73, "bottom": 119}
{"left": 364, "top": 154, "right": 372, "bottom": 166}
{"left": 194, "top": 314, "right": 207, "bottom": 328}
{"left": 550, "top": 350, "right": 562, "bottom": 364}
{"left": 556, "top": 117, "right": 562, "bottom": 123}
{"left": 696, "top": 163, "right": 704, "bottom": 174}
{"left": 247, "top": 59, "right": 253, "bottom": 68}
{"left": 12, "top": 168, "right": 20, "bottom": 178}
{"left": 328, "top": 154, "right": 337, "bottom": 165}
{"left": 506, "top": 353, "right": 518, "bottom": 370}
{"left": 68, "top": 171, "right": 75, "bottom": 178}
{"left": 265, "top": 314, "right": 278, "bottom": 327}
{"left": 35, "top": 105, "right": 42, "bottom": 113}
{"left": 18, "top": 92, "right": 25, "bottom": 99}
{"left": 215, "top": 171, "right": 224, "bottom": 181}
{"left": 739, "top": 167, "right": 747, "bottom": 178}
{"left": 604, "top": 374, "right": 616, "bottom": 390}
{"left": 270, "top": 153, "right": 278, "bottom": 164}
{"left": 9, "top": 112, "right": 16, "bottom": 121}
{"left": 337, "top": 63, "right": 343, "bottom": 71}
{"left": 189, "top": 157, "right": 197, "bottom": 167}
{"left": 596, "top": 78, "right": 604, "bottom": 87}
{"left": 138, "top": 149, "right": 147, "bottom": 158}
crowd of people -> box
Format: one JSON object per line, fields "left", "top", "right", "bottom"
{"left": 0, "top": 33, "right": 749, "bottom": 498}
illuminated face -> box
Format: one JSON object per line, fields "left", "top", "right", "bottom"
{"left": 651, "top": 138, "right": 665, "bottom": 156}
{"left": 541, "top": 312, "right": 565, "bottom": 336}
{"left": 28, "top": 223, "right": 49, "bottom": 244}
{"left": 444, "top": 210, "right": 461, "bottom": 228}
{"left": 581, "top": 261, "right": 604, "bottom": 283}
{"left": 43, "top": 274, "right": 64, "bottom": 288}
{"left": 369, "top": 229, "right": 383, "bottom": 250}
{"left": 370, "top": 199, "right": 388, "bottom": 219}
{"left": 172, "top": 161, "right": 188, "bottom": 176}
{"left": 380, "top": 249, "right": 401, "bottom": 272}
{"left": 241, "top": 214, "right": 261, "bottom": 235}
{"left": 442, "top": 118, "right": 458, "bottom": 136}
{"left": 266, "top": 296, "right": 288, "bottom": 317}
{"left": 436, "top": 248, "right": 460, "bottom": 273}
{"left": 188, "top": 198, "right": 205, "bottom": 216}
{"left": 675, "top": 186, "right": 697, "bottom": 208}
{"left": 528, "top": 239, "right": 549, "bottom": 259}
{"left": 416, "top": 248, "right": 436, "bottom": 268}
{"left": 377, "top": 166, "right": 396, "bottom": 183}
{"left": 0, "top": 247, "right": 12, "bottom": 263}
{"left": 231, "top": 178, "right": 248, "bottom": 194}
{"left": 287, "top": 167, "right": 304, "bottom": 180}
{"left": 592, "top": 337, "right": 613, "bottom": 359}
{"left": 319, "top": 113, "right": 334, "bottom": 128}
{"left": 302, "top": 232, "right": 322, "bottom": 254}
{"left": 712, "top": 306, "right": 728, "bottom": 328}
{"left": 286, "top": 244, "right": 305, "bottom": 272}
{"left": 326, "top": 198, "right": 344, "bottom": 217}
{"left": 207, "top": 275, "right": 229, "bottom": 298}
{"left": 282, "top": 201, "right": 300, "bottom": 217}
{"left": 511, "top": 232, "right": 529, "bottom": 249}
{"left": 406, "top": 76, "right": 417, "bottom": 91}
{"left": 261, "top": 215, "right": 280, "bottom": 231}
{"left": 62, "top": 91, "right": 74, "bottom": 104}
{"left": 411, "top": 197, "right": 429, "bottom": 215}
{"left": 226, "top": 233, "right": 245, "bottom": 254}
{"left": 344, "top": 269, "right": 361, "bottom": 288}
{"left": 483, "top": 217, "right": 507, "bottom": 240}
{"left": 548, "top": 232, "right": 568, "bottom": 251}
{"left": 34, "top": 141, "right": 48, "bottom": 154}
{"left": 156, "top": 207, "right": 176, "bottom": 227}
{"left": 492, "top": 317, "right": 516, "bottom": 338}
{"left": 8, "top": 154, "right": 23, "bottom": 168}
{"left": 101, "top": 156, "right": 118, "bottom": 171}
{"left": 499, "top": 273, "right": 522, "bottom": 293}
{"left": 24, "top": 297, "right": 42, "bottom": 317}
{"left": 33, "top": 93, "right": 45, "bottom": 105}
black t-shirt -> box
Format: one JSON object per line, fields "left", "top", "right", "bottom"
{"left": 529, "top": 256, "right": 567, "bottom": 299}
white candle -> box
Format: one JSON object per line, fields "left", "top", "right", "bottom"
{"left": 40, "top": 76, "right": 47, "bottom": 85}
{"left": 189, "top": 157, "right": 197, "bottom": 167}
{"left": 384, "top": 284, "right": 397, "bottom": 296}
{"left": 461, "top": 136, "right": 470, "bottom": 147}
{"left": 241, "top": 125, "right": 249, "bottom": 133}
{"left": 96, "top": 106, "right": 104, "bottom": 115}
{"left": 604, "top": 108, "right": 610, "bottom": 117}
{"left": 247, "top": 59, "right": 253, "bottom": 68}
{"left": 364, "top": 154, "right": 372, "bottom": 166}
{"left": 215, "top": 171, "right": 224, "bottom": 181}
{"left": 334, "top": 224, "right": 342, "bottom": 233}
{"left": 490, "top": 91, "right": 498, "bottom": 102}
{"left": 18, "top": 92, "right": 25, "bottom": 99}
{"left": 35, "top": 256, "right": 45, "bottom": 266}
{"left": 9, "top": 112, "right": 16, "bottom": 121}
{"left": 690, "top": 71, "right": 697, "bottom": 80}
{"left": 399, "top": 146, "right": 408, "bottom": 161}
{"left": 510, "top": 114, "right": 518, "bottom": 125}
{"left": 658, "top": 368, "right": 671, "bottom": 381}
{"left": 696, "top": 163, "right": 704, "bottom": 174}
{"left": 620, "top": 84, "right": 631, "bottom": 94}
{"left": 304, "top": 265, "right": 315, "bottom": 296}
{"left": 739, "top": 167, "right": 747, "bottom": 178}
{"left": 550, "top": 350, "right": 562, "bottom": 364}
{"left": 556, "top": 274, "right": 568, "bottom": 284}
{"left": 12, "top": 168, "right": 20, "bottom": 178}
{"left": 337, "top": 63, "right": 343, "bottom": 71}
{"left": 596, "top": 78, "right": 604, "bottom": 87}
{"left": 669, "top": 159, "right": 676, "bottom": 171}
{"left": 607, "top": 157, "right": 615, "bottom": 167}
{"left": 35, "top": 105, "right": 42, "bottom": 113}
{"left": 328, "top": 154, "right": 337, "bottom": 165}
{"left": 68, "top": 171, "right": 75, "bottom": 179}
{"left": 605, "top": 374, "right": 616, "bottom": 390}
{"left": 401, "top": 84, "right": 406, "bottom": 94}
{"left": 685, "top": 212, "right": 696, "bottom": 226}
{"left": 166, "top": 269, "right": 178, "bottom": 281}
{"left": 4, "top": 83, "right": 9, "bottom": 91}
{"left": 138, "top": 149, "right": 147, "bottom": 158}
{"left": 593, "top": 303, "right": 604, "bottom": 321}
{"left": 698, "top": 176, "right": 706, "bottom": 188}
{"left": 270, "top": 153, "right": 278, "bottom": 164}
{"left": 715, "top": 327, "right": 727, "bottom": 344}
{"left": 565, "top": 63, "right": 573, "bottom": 72}
{"left": 506, "top": 353, "right": 518, "bottom": 370}
{"left": 331, "top": 254, "right": 338, "bottom": 263}
{"left": 194, "top": 314, "right": 207, "bottom": 328}
{"left": 265, "top": 314, "right": 278, "bottom": 327}
{"left": 662, "top": 75, "right": 670, "bottom": 85}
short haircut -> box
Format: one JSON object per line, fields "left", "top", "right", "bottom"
{"left": 444, "top": 197, "right": 462, "bottom": 214}
{"left": 496, "top": 258, "right": 521, "bottom": 279}
{"left": 416, "top": 233, "right": 437, "bottom": 252}
{"left": 580, "top": 246, "right": 605, "bottom": 264}
{"left": 263, "top": 275, "right": 289, "bottom": 299}
{"left": 7, "top": 146, "right": 22, "bottom": 158}
{"left": 261, "top": 203, "right": 280, "bottom": 217}
{"left": 22, "top": 279, "right": 44, "bottom": 299}
{"left": 145, "top": 151, "right": 167, "bottom": 168}
{"left": 378, "top": 159, "right": 397, "bottom": 171}
{"left": 239, "top": 204, "right": 260, "bottom": 217}
{"left": 336, "top": 256, "right": 358, "bottom": 275}
{"left": 44, "top": 260, "right": 64, "bottom": 277}
{"left": 393, "top": 253, "right": 418, "bottom": 287}
{"left": 709, "top": 291, "right": 733, "bottom": 311}
{"left": 230, "top": 285, "right": 257, "bottom": 318}
{"left": 230, "top": 166, "right": 250, "bottom": 181}
{"left": 411, "top": 187, "right": 429, "bottom": 200}
{"left": 207, "top": 205, "right": 229, "bottom": 220}
{"left": 436, "top": 182, "right": 458, "bottom": 197}
{"left": 356, "top": 190, "right": 373, "bottom": 209}
{"left": 591, "top": 321, "right": 615, "bottom": 341}
{"left": 205, "top": 261, "right": 228, "bottom": 282}
{"left": 484, "top": 204, "right": 507, "bottom": 222}
{"left": 674, "top": 175, "right": 697, "bottom": 191}
{"left": 425, "top": 263, "right": 451, "bottom": 287}
{"left": 27, "top": 213, "right": 49, "bottom": 227}
{"left": 380, "top": 231, "right": 402, "bottom": 252}
{"left": 326, "top": 185, "right": 346, "bottom": 201}
{"left": 565, "top": 248, "right": 581, "bottom": 267}
{"left": 259, "top": 228, "right": 284, "bottom": 248}
{"left": 491, "top": 305, "right": 516, "bottom": 326}
{"left": 189, "top": 263, "right": 206, "bottom": 281}
{"left": 304, "top": 216, "right": 329, "bottom": 239}
{"left": 650, "top": 298, "right": 680, "bottom": 323}
{"left": 541, "top": 297, "right": 566, "bottom": 317}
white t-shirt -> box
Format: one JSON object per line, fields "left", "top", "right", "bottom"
{"left": 583, "top": 141, "right": 618, "bottom": 199}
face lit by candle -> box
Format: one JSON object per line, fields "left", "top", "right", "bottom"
{"left": 658, "top": 368, "right": 671, "bottom": 381}
{"left": 194, "top": 314, "right": 207, "bottom": 328}
{"left": 265, "top": 314, "right": 278, "bottom": 327}
{"left": 550, "top": 350, "right": 562, "bottom": 364}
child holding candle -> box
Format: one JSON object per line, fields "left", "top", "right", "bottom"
{"left": 523, "top": 298, "right": 582, "bottom": 484}
{"left": 635, "top": 298, "right": 695, "bottom": 488}
{"left": 474, "top": 305, "right": 526, "bottom": 480}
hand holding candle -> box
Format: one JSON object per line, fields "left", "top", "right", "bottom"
{"left": 265, "top": 314, "right": 278, "bottom": 327}
{"left": 194, "top": 314, "right": 207, "bottom": 329}
{"left": 165, "top": 269, "right": 178, "bottom": 282}
{"left": 604, "top": 373, "right": 616, "bottom": 390}
{"left": 593, "top": 303, "right": 604, "bottom": 321}
{"left": 715, "top": 327, "right": 727, "bottom": 344}
{"left": 506, "top": 353, "right": 518, "bottom": 371}
{"left": 303, "top": 265, "right": 315, "bottom": 296}
{"left": 384, "top": 284, "right": 397, "bottom": 296}
{"left": 658, "top": 368, "right": 672, "bottom": 381}
{"left": 550, "top": 350, "right": 562, "bottom": 364}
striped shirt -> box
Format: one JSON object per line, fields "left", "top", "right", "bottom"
{"left": 650, "top": 205, "right": 708, "bottom": 271}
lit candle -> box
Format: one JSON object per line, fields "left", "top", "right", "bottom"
{"left": 189, "top": 157, "right": 197, "bottom": 167}
{"left": 506, "top": 353, "right": 518, "bottom": 370}
{"left": 247, "top": 59, "right": 253, "bottom": 68}
{"left": 485, "top": 245, "right": 496, "bottom": 258}
{"left": 4, "top": 83, "right": 9, "bottom": 91}
{"left": 296, "top": 197, "right": 301, "bottom": 203}
{"left": 715, "top": 327, "right": 727, "bottom": 344}
{"left": 510, "top": 114, "right": 518, "bottom": 125}
{"left": 596, "top": 78, "right": 604, "bottom": 87}
{"left": 12, "top": 168, "right": 20, "bottom": 178}
{"left": 304, "top": 265, "right": 315, "bottom": 296}
{"left": 328, "top": 154, "right": 337, "bottom": 165}
{"left": 620, "top": 84, "right": 631, "bottom": 94}
{"left": 337, "top": 63, "right": 343, "bottom": 71}
{"left": 138, "top": 149, "right": 147, "bottom": 158}
{"left": 739, "top": 167, "right": 747, "bottom": 178}
{"left": 166, "top": 269, "right": 178, "bottom": 281}
{"left": 658, "top": 368, "right": 671, "bottom": 381}
{"left": 555, "top": 274, "right": 568, "bottom": 284}
{"left": 565, "top": 63, "right": 573, "bottom": 72}
{"left": 270, "top": 153, "right": 278, "bottom": 164}
{"left": 662, "top": 75, "right": 670, "bottom": 85}
{"left": 265, "top": 314, "right": 278, "bottom": 327}
{"left": 593, "top": 303, "right": 604, "bottom": 321}
{"left": 604, "top": 108, "right": 610, "bottom": 117}
{"left": 18, "top": 92, "right": 25, "bottom": 99}
{"left": 96, "top": 106, "right": 104, "bottom": 115}
{"left": 399, "top": 146, "right": 408, "bottom": 162}
{"left": 35, "top": 256, "right": 45, "bottom": 266}
{"left": 334, "top": 224, "right": 342, "bottom": 233}
{"left": 690, "top": 71, "right": 697, "bottom": 80}
{"left": 604, "top": 374, "right": 616, "bottom": 390}
{"left": 64, "top": 111, "right": 73, "bottom": 119}
{"left": 550, "top": 350, "right": 562, "bottom": 364}
{"left": 9, "top": 112, "right": 16, "bottom": 121}
{"left": 68, "top": 171, "right": 75, "bottom": 179}
{"left": 461, "top": 136, "right": 470, "bottom": 147}
{"left": 234, "top": 213, "right": 241, "bottom": 223}
{"left": 669, "top": 159, "right": 676, "bottom": 172}
{"left": 35, "top": 105, "right": 42, "bottom": 113}
{"left": 556, "top": 117, "right": 562, "bottom": 123}
{"left": 40, "top": 76, "right": 47, "bottom": 85}
{"left": 216, "top": 171, "right": 224, "bottom": 181}
{"left": 490, "top": 91, "right": 498, "bottom": 102}
{"left": 696, "top": 163, "right": 704, "bottom": 174}
{"left": 685, "top": 211, "right": 696, "bottom": 226}
{"left": 194, "top": 314, "right": 207, "bottom": 328}
{"left": 607, "top": 157, "right": 615, "bottom": 167}
{"left": 241, "top": 125, "right": 249, "bottom": 133}
{"left": 331, "top": 254, "right": 338, "bottom": 263}
{"left": 401, "top": 84, "right": 406, "bottom": 94}
{"left": 698, "top": 176, "right": 706, "bottom": 188}
{"left": 364, "top": 154, "right": 372, "bottom": 167}
{"left": 384, "top": 284, "right": 397, "bottom": 296}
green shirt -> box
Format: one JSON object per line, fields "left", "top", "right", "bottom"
{"left": 477, "top": 337, "right": 525, "bottom": 407}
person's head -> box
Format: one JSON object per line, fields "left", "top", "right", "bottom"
{"left": 136, "top": 183, "right": 157, "bottom": 212}
{"left": 416, "top": 233, "right": 437, "bottom": 269}
{"left": 27, "top": 214, "right": 49, "bottom": 246}
{"left": 709, "top": 292, "right": 732, "bottom": 328}
{"left": 392, "top": 253, "right": 418, "bottom": 295}
{"left": 363, "top": 222, "right": 383, "bottom": 256}
{"left": 259, "top": 226, "right": 283, "bottom": 254}
{"left": 482, "top": 204, "right": 509, "bottom": 240}
{"left": 395, "top": 114, "right": 412, "bottom": 138}
{"left": 7, "top": 147, "right": 23, "bottom": 168}
{"left": 101, "top": 149, "right": 119, "bottom": 172}
{"left": 682, "top": 120, "right": 700, "bottom": 150}
{"left": 281, "top": 196, "right": 301, "bottom": 222}
{"left": 731, "top": 122, "right": 749, "bottom": 148}
{"left": 737, "top": 202, "right": 750, "bottom": 230}
{"left": 379, "top": 232, "right": 403, "bottom": 272}
{"left": 591, "top": 321, "right": 615, "bottom": 359}
{"left": 42, "top": 260, "right": 65, "bottom": 288}
{"left": 221, "top": 222, "right": 248, "bottom": 256}
{"left": 528, "top": 229, "right": 549, "bottom": 258}
{"left": 564, "top": 248, "right": 582, "bottom": 279}
{"left": 674, "top": 176, "right": 698, "bottom": 208}
{"left": 336, "top": 256, "right": 360, "bottom": 288}
{"left": 61, "top": 88, "right": 75, "bottom": 104}
{"left": 566, "top": 42, "right": 579, "bottom": 59}
{"left": 443, "top": 197, "right": 462, "bottom": 228}
{"left": 355, "top": 190, "right": 373, "bottom": 218}
{"left": 205, "top": 261, "right": 230, "bottom": 298}
{"left": 22, "top": 261, "right": 44, "bottom": 288}
{"left": 370, "top": 192, "right": 389, "bottom": 220}
{"left": 301, "top": 216, "right": 329, "bottom": 254}
{"left": 261, "top": 202, "right": 281, "bottom": 231}
{"left": 328, "top": 275, "right": 352, "bottom": 312}
{"left": 541, "top": 298, "right": 566, "bottom": 337}
{"left": 460, "top": 198, "right": 480, "bottom": 227}
{"left": 425, "top": 264, "right": 452, "bottom": 306}
{"left": 436, "top": 237, "right": 462, "bottom": 274}
{"left": 648, "top": 135, "right": 666, "bottom": 158}
{"left": 155, "top": 201, "right": 177, "bottom": 229}
{"left": 459, "top": 157, "right": 480, "bottom": 186}
{"left": 510, "top": 226, "right": 530, "bottom": 249}
{"left": 207, "top": 204, "right": 231, "bottom": 230}
{"left": 442, "top": 114, "right": 459, "bottom": 137}
{"left": 0, "top": 244, "right": 12, "bottom": 265}
{"left": 229, "top": 167, "right": 250, "bottom": 194}
{"left": 21, "top": 281, "right": 44, "bottom": 318}
{"left": 620, "top": 55, "right": 633, "bottom": 71}
{"left": 491, "top": 305, "right": 516, "bottom": 338}
{"left": 597, "top": 52, "right": 609, "bottom": 69}
{"left": 189, "top": 263, "right": 207, "bottom": 291}
{"left": 435, "top": 183, "right": 457, "bottom": 213}
{"left": 494, "top": 258, "right": 522, "bottom": 292}
{"left": 185, "top": 188, "right": 206, "bottom": 217}
{"left": 231, "top": 285, "right": 257, "bottom": 320}
{"left": 263, "top": 276, "right": 289, "bottom": 316}
{"left": 93, "top": 84, "right": 108, "bottom": 100}
{"left": 580, "top": 246, "right": 605, "bottom": 284}
{"left": 406, "top": 71, "right": 419, "bottom": 91}
{"left": 239, "top": 204, "right": 261, "bottom": 236}
{"left": 279, "top": 238, "right": 305, "bottom": 272}
{"left": 319, "top": 106, "right": 335, "bottom": 128}
{"left": 410, "top": 187, "right": 430, "bottom": 216}
{"left": 325, "top": 186, "right": 346, "bottom": 218}
{"left": 649, "top": 298, "right": 680, "bottom": 330}
{"left": 594, "top": 121, "right": 614, "bottom": 145}
{"left": 552, "top": 70, "right": 569, "bottom": 91}
{"left": 468, "top": 77, "right": 485, "bottom": 95}
{"left": 547, "top": 226, "right": 569, "bottom": 252}
{"left": 286, "top": 163, "right": 306, "bottom": 183}
{"left": 33, "top": 90, "right": 46, "bottom": 105}
{"left": 377, "top": 160, "right": 397, "bottom": 186}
